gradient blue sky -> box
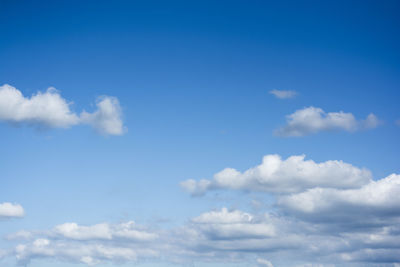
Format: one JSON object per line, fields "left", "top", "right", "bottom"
{"left": 1, "top": 1, "right": 400, "bottom": 266}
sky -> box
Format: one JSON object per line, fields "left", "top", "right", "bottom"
{"left": 0, "top": 0, "right": 400, "bottom": 266}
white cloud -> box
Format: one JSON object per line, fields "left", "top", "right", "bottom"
{"left": 0, "top": 202, "right": 24, "bottom": 218}
{"left": 181, "top": 154, "right": 371, "bottom": 195}
{"left": 190, "top": 208, "right": 276, "bottom": 240}
{"left": 53, "top": 223, "right": 112, "bottom": 240}
{"left": 5, "top": 230, "right": 33, "bottom": 240}
{"left": 53, "top": 221, "right": 157, "bottom": 241}
{"left": 269, "top": 89, "right": 297, "bottom": 99}
{"left": 275, "top": 106, "right": 380, "bottom": 137}
{"left": 257, "top": 258, "right": 274, "bottom": 267}
{"left": 13, "top": 221, "right": 159, "bottom": 266}
{"left": 0, "top": 84, "right": 125, "bottom": 136}
{"left": 80, "top": 96, "right": 125, "bottom": 135}
{"left": 278, "top": 173, "right": 400, "bottom": 222}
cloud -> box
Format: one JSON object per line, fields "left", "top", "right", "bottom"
{"left": 190, "top": 208, "right": 276, "bottom": 240}
{"left": 181, "top": 154, "right": 371, "bottom": 196}
{"left": 0, "top": 84, "right": 125, "bottom": 136}
{"left": 3, "top": 158, "right": 400, "bottom": 266}
{"left": 0, "top": 202, "right": 24, "bottom": 218}
{"left": 269, "top": 89, "right": 297, "bottom": 99}
{"left": 275, "top": 106, "right": 380, "bottom": 137}
{"left": 13, "top": 221, "right": 159, "bottom": 266}
{"left": 80, "top": 96, "right": 125, "bottom": 135}
{"left": 278, "top": 174, "right": 400, "bottom": 223}
{"left": 257, "top": 258, "right": 274, "bottom": 267}
{"left": 4, "top": 201, "right": 400, "bottom": 266}
{"left": 53, "top": 221, "right": 157, "bottom": 241}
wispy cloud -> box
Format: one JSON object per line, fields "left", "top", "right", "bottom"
{"left": 269, "top": 89, "right": 297, "bottom": 99}
{"left": 0, "top": 84, "right": 126, "bottom": 136}
{"left": 275, "top": 106, "right": 380, "bottom": 137}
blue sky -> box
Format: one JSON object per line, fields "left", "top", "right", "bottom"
{"left": 1, "top": 1, "right": 400, "bottom": 266}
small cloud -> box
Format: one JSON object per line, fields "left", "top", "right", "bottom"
{"left": 257, "top": 258, "right": 274, "bottom": 267}
{"left": 0, "top": 202, "right": 24, "bottom": 218}
{"left": 269, "top": 89, "right": 297, "bottom": 99}
{"left": 275, "top": 106, "right": 380, "bottom": 137}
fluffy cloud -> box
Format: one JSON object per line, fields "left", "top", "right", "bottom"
{"left": 269, "top": 89, "right": 297, "bottom": 99}
{"left": 80, "top": 96, "right": 124, "bottom": 135}
{"left": 279, "top": 174, "right": 400, "bottom": 223}
{"left": 0, "top": 202, "right": 24, "bottom": 218}
{"left": 275, "top": 106, "right": 380, "bottom": 137}
{"left": 0, "top": 84, "right": 125, "bottom": 135}
{"left": 181, "top": 154, "right": 371, "bottom": 196}
{"left": 4, "top": 201, "right": 400, "bottom": 266}
{"left": 53, "top": 221, "right": 157, "bottom": 241}
{"left": 13, "top": 221, "right": 159, "bottom": 266}
{"left": 3, "top": 157, "right": 400, "bottom": 266}
{"left": 190, "top": 208, "right": 276, "bottom": 240}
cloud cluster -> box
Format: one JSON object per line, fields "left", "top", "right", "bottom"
{"left": 279, "top": 173, "right": 400, "bottom": 223}
{"left": 0, "top": 202, "right": 24, "bottom": 218}
{"left": 13, "top": 221, "right": 159, "bottom": 266}
{"left": 175, "top": 155, "right": 400, "bottom": 265}
{"left": 269, "top": 89, "right": 297, "bottom": 99}
{"left": 181, "top": 154, "right": 372, "bottom": 196}
{"left": 275, "top": 106, "right": 380, "bottom": 137}
{"left": 0, "top": 84, "right": 125, "bottom": 135}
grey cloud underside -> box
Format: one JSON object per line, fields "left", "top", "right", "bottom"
{"left": 0, "top": 84, "right": 125, "bottom": 135}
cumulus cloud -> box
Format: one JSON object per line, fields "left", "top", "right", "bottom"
{"left": 4, "top": 199, "right": 400, "bottom": 266}
{"left": 275, "top": 106, "right": 380, "bottom": 137}
{"left": 181, "top": 154, "right": 371, "bottom": 196}
{"left": 13, "top": 221, "right": 159, "bottom": 266}
{"left": 269, "top": 89, "right": 297, "bottom": 99}
{"left": 80, "top": 96, "right": 125, "bottom": 135}
{"left": 279, "top": 174, "right": 400, "bottom": 223}
{"left": 190, "top": 208, "right": 276, "bottom": 240}
{"left": 0, "top": 84, "right": 125, "bottom": 135}
{"left": 3, "top": 158, "right": 400, "bottom": 266}
{"left": 53, "top": 221, "right": 157, "bottom": 241}
{"left": 0, "top": 202, "right": 24, "bottom": 218}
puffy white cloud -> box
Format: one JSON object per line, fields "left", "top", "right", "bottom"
{"left": 275, "top": 106, "right": 380, "bottom": 137}
{"left": 190, "top": 208, "right": 276, "bottom": 240}
{"left": 279, "top": 174, "right": 400, "bottom": 223}
{"left": 52, "top": 221, "right": 157, "bottom": 241}
{"left": 269, "top": 89, "right": 297, "bottom": 99}
{"left": 181, "top": 154, "right": 371, "bottom": 195}
{"left": 0, "top": 84, "right": 79, "bottom": 128}
{"left": 0, "top": 202, "right": 24, "bottom": 218}
{"left": 0, "top": 84, "right": 125, "bottom": 135}
{"left": 13, "top": 221, "right": 159, "bottom": 266}
{"left": 80, "top": 96, "right": 125, "bottom": 135}
{"left": 53, "top": 223, "right": 112, "bottom": 240}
